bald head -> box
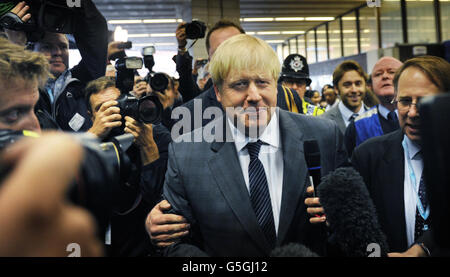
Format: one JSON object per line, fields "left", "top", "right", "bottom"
{"left": 371, "top": 57, "right": 403, "bottom": 105}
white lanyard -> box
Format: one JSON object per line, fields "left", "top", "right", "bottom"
{"left": 402, "top": 137, "right": 430, "bottom": 222}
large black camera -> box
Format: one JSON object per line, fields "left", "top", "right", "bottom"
{"left": 114, "top": 57, "right": 164, "bottom": 127}
{"left": 0, "top": 129, "right": 135, "bottom": 236}
{"left": 0, "top": 0, "right": 82, "bottom": 41}
{"left": 185, "top": 20, "right": 206, "bottom": 40}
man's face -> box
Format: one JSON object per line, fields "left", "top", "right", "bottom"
{"left": 208, "top": 27, "right": 242, "bottom": 58}
{"left": 0, "top": 79, "right": 41, "bottom": 132}
{"left": 336, "top": 70, "right": 366, "bottom": 112}
{"left": 89, "top": 87, "right": 120, "bottom": 119}
{"left": 371, "top": 57, "right": 403, "bottom": 104}
{"left": 215, "top": 69, "right": 277, "bottom": 136}
{"left": 34, "top": 33, "right": 69, "bottom": 77}
{"left": 311, "top": 91, "right": 321, "bottom": 106}
{"left": 282, "top": 78, "right": 307, "bottom": 99}
{"left": 397, "top": 67, "right": 440, "bottom": 143}
{"left": 323, "top": 88, "right": 337, "bottom": 105}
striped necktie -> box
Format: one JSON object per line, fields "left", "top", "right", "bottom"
{"left": 247, "top": 140, "right": 277, "bottom": 249}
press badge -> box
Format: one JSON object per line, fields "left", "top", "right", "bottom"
{"left": 68, "top": 113, "right": 85, "bottom": 131}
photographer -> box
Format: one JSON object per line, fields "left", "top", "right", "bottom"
{"left": 0, "top": 36, "right": 101, "bottom": 257}
{"left": 4, "top": 0, "right": 108, "bottom": 132}
{"left": 174, "top": 22, "right": 208, "bottom": 103}
{"left": 84, "top": 76, "right": 171, "bottom": 256}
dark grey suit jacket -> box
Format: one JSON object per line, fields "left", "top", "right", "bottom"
{"left": 162, "top": 109, "right": 348, "bottom": 257}
{"left": 321, "top": 104, "right": 346, "bottom": 135}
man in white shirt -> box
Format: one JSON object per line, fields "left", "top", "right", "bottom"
{"left": 152, "top": 34, "right": 347, "bottom": 256}
{"left": 321, "top": 60, "right": 369, "bottom": 134}
{"left": 351, "top": 55, "right": 450, "bottom": 256}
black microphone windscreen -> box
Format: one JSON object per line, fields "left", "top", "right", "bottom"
{"left": 304, "top": 140, "right": 320, "bottom": 168}
{"left": 271, "top": 243, "right": 320, "bottom": 257}
{"left": 317, "top": 167, "right": 389, "bottom": 257}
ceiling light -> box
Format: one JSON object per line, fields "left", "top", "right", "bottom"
{"left": 281, "top": 31, "right": 305, "bottom": 34}
{"left": 150, "top": 33, "right": 176, "bottom": 37}
{"left": 114, "top": 26, "right": 128, "bottom": 42}
{"left": 108, "top": 20, "right": 142, "bottom": 24}
{"left": 242, "top": 18, "right": 274, "bottom": 22}
{"left": 266, "top": 40, "right": 284, "bottom": 44}
{"left": 257, "top": 31, "right": 281, "bottom": 35}
{"left": 305, "top": 17, "right": 334, "bottom": 21}
{"left": 275, "top": 17, "right": 305, "bottom": 21}
{"left": 128, "top": 34, "right": 150, "bottom": 38}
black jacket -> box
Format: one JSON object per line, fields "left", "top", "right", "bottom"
{"left": 36, "top": 0, "right": 108, "bottom": 132}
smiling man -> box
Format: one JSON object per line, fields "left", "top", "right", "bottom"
{"left": 322, "top": 60, "right": 369, "bottom": 134}
{"left": 157, "top": 34, "right": 347, "bottom": 257}
{"left": 344, "top": 57, "right": 403, "bottom": 156}
{"left": 352, "top": 55, "right": 450, "bottom": 256}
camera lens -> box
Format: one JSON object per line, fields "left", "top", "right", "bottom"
{"left": 138, "top": 95, "right": 163, "bottom": 124}
{"left": 185, "top": 20, "right": 206, "bottom": 40}
{"left": 150, "top": 73, "right": 169, "bottom": 93}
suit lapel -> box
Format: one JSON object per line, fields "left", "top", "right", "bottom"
{"left": 277, "top": 110, "right": 308, "bottom": 245}
{"left": 382, "top": 130, "right": 407, "bottom": 247}
{"left": 207, "top": 118, "right": 273, "bottom": 254}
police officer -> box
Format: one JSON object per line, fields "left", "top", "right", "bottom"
{"left": 279, "top": 54, "right": 324, "bottom": 116}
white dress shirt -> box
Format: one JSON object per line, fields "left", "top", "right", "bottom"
{"left": 226, "top": 110, "right": 284, "bottom": 235}
{"left": 402, "top": 135, "right": 423, "bottom": 247}
{"left": 338, "top": 101, "right": 367, "bottom": 127}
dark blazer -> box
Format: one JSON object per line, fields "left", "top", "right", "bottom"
{"left": 351, "top": 129, "right": 434, "bottom": 253}
{"left": 321, "top": 104, "right": 346, "bottom": 134}
{"left": 163, "top": 109, "right": 348, "bottom": 257}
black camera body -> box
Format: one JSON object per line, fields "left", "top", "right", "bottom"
{"left": 0, "top": 0, "right": 82, "bottom": 41}
{"left": 0, "top": 129, "right": 135, "bottom": 236}
{"left": 113, "top": 57, "right": 164, "bottom": 131}
{"left": 185, "top": 20, "right": 207, "bottom": 39}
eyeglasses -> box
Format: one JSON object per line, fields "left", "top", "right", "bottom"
{"left": 391, "top": 97, "right": 421, "bottom": 111}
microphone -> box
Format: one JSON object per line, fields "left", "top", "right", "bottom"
{"left": 304, "top": 140, "right": 321, "bottom": 195}
{"left": 317, "top": 167, "right": 389, "bottom": 257}
{"left": 271, "top": 243, "right": 320, "bottom": 257}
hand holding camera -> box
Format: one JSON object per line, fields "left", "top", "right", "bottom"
{"left": 87, "top": 100, "right": 122, "bottom": 140}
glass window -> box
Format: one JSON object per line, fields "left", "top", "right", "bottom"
{"left": 328, "top": 19, "right": 342, "bottom": 59}
{"left": 359, "top": 6, "right": 379, "bottom": 52}
{"left": 289, "top": 38, "right": 297, "bottom": 54}
{"left": 306, "top": 31, "right": 316, "bottom": 64}
{"left": 440, "top": 0, "right": 450, "bottom": 41}
{"left": 342, "top": 12, "right": 358, "bottom": 56}
{"left": 380, "top": 0, "right": 403, "bottom": 48}
{"left": 317, "top": 25, "right": 328, "bottom": 62}
{"left": 297, "top": 36, "right": 306, "bottom": 57}
{"left": 283, "top": 44, "right": 289, "bottom": 60}
{"left": 407, "top": 0, "right": 437, "bottom": 43}
{"left": 277, "top": 44, "right": 283, "bottom": 62}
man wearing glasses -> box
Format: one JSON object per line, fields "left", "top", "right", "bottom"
{"left": 351, "top": 56, "right": 450, "bottom": 257}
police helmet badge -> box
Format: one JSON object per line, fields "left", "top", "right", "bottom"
{"left": 290, "top": 55, "right": 304, "bottom": 72}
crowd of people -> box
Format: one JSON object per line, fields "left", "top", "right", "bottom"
{"left": 1, "top": 0, "right": 450, "bottom": 257}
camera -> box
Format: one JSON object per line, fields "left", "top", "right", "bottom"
{"left": 0, "top": 0, "right": 82, "bottom": 41}
{"left": 185, "top": 20, "right": 206, "bottom": 40}
{"left": 0, "top": 129, "right": 135, "bottom": 235}
{"left": 113, "top": 57, "right": 164, "bottom": 128}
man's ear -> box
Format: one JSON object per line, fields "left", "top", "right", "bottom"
{"left": 214, "top": 84, "right": 221, "bottom": 103}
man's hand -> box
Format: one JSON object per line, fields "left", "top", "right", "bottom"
{"left": 4, "top": 2, "right": 31, "bottom": 46}
{"left": 305, "top": 186, "right": 327, "bottom": 224}
{"left": 388, "top": 244, "right": 427, "bottom": 257}
{"left": 132, "top": 80, "right": 150, "bottom": 99}
{"left": 0, "top": 133, "right": 103, "bottom": 256}
{"left": 175, "top": 22, "right": 187, "bottom": 49}
{"left": 87, "top": 100, "right": 121, "bottom": 139}
{"left": 145, "top": 200, "right": 190, "bottom": 247}
{"left": 107, "top": 41, "right": 126, "bottom": 62}
{"left": 124, "top": 116, "right": 159, "bottom": 165}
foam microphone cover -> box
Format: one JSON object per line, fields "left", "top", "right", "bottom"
{"left": 317, "top": 167, "right": 389, "bottom": 257}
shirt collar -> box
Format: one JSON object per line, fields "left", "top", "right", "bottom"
{"left": 378, "top": 104, "right": 397, "bottom": 120}
{"left": 227, "top": 108, "right": 281, "bottom": 153}
{"left": 404, "top": 134, "right": 422, "bottom": 160}
{"left": 338, "top": 101, "right": 366, "bottom": 121}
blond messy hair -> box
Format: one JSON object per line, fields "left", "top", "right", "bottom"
{"left": 209, "top": 34, "right": 280, "bottom": 90}
{"left": 0, "top": 37, "right": 50, "bottom": 89}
